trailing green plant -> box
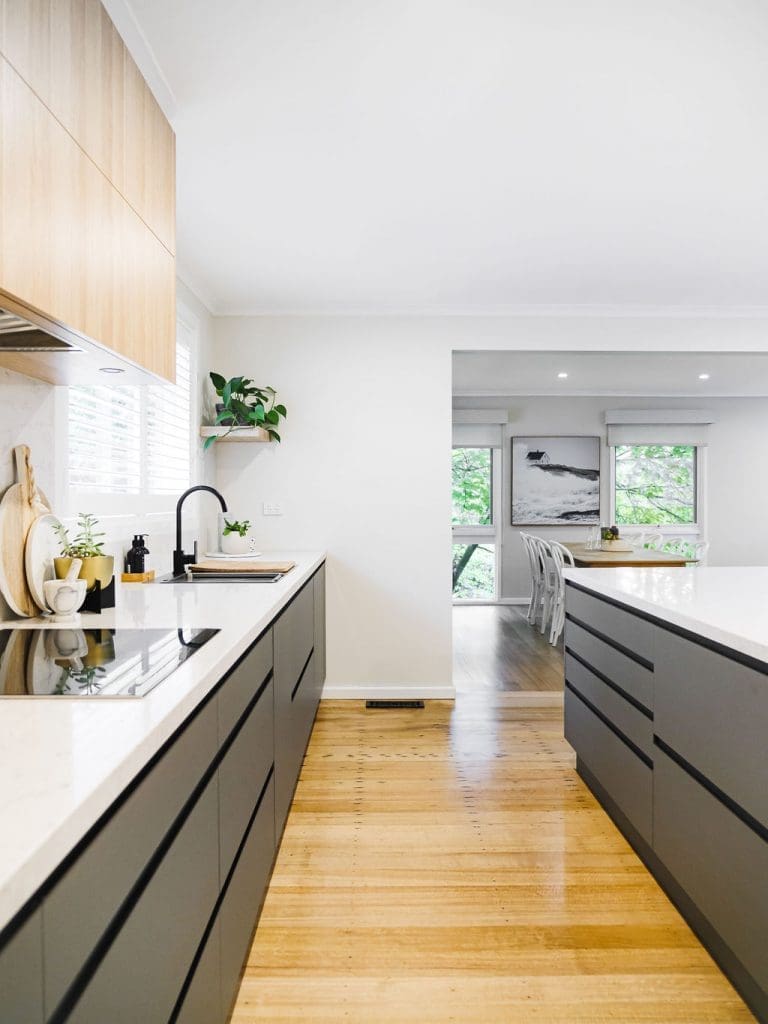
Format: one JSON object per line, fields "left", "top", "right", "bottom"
{"left": 55, "top": 513, "right": 107, "bottom": 558}
{"left": 222, "top": 518, "right": 251, "bottom": 537}
{"left": 205, "top": 373, "right": 287, "bottom": 449}
{"left": 601, "top": 524, "right": 620, "bottom": 542}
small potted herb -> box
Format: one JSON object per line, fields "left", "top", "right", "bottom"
{"left": 54, "top": 513, "right": 114, "bottom": 591}
{"left": 600, "top": 525, "right": 632, "bottom": 552}
{"left": 220, "top": 517, "right": 256, "bottom": 556}
{"left": 204, "top": 373, "right": 287, "bottom": 449}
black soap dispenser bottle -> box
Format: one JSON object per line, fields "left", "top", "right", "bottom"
{"left": 126, "top": 534, "right": 150, "bottom": 574}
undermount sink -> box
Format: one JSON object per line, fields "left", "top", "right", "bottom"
{"left": 159, "top": 572, "right": 285, "bottom": 584}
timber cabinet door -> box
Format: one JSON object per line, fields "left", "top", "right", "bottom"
{"left": 0, "top": 0, "right": 176, "bottom": 382}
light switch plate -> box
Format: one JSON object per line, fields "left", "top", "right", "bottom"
{"left": 263, "top": 502, "right": 283, "bottom": 516}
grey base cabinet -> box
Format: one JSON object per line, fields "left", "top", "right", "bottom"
{"left": 564, "top": 579, "right": 768, "bottom": 1024}
{"left": 0, "top": 563, "right": 326, "bottom": 1024}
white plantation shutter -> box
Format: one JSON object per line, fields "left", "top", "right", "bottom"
{"left": 147, "top": 342, "right": 192, "bottom": 495}
{"left": 68, "top": 335, "right": 192, "bottom": 507}
{"left": 68, "top": 386, "right": 142, "bottom": 493}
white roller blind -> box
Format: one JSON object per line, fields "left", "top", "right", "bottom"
{"left": 453, "top": 424, "right": 502, "bottom": 447}
{"left": 605, "top": 409, "right": 713, "bottom": 447}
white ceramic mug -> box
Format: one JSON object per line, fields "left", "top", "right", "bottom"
{"left": 43, "top": 579, "right": 87, "bottom": 622}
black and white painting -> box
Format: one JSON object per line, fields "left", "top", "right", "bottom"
{"left": 511, "top": 436, "right": 600, "bottom": 525}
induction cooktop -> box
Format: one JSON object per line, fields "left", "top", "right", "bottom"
{"left": 0, "top": 626, "right": 219, "bottom": 698}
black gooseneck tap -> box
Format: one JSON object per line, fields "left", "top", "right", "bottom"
{"left": 173, "top": 485, "right": 228, "bottom": 577}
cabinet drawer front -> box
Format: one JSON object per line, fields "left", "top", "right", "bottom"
{"left": 43, "top": 698, "right": 218, "bottom": 1014}
{"left": 565, "top": 652, "right": 652, "bottom": 759}
{"left": 0, "top": 910, "right": 43, "bottom": 1024}
{"left": 654, "top": 629, "right": 768, "bottom": 827}
{"left": 174, "top": 919, "right": 221, "bottom": 1024}
{"left": 565, "top": 687, "right": 653, "bottom": 843}
{"left": 565, "top": 618, "right": 653, "bottom": 712}
{"left": 70, "top": 778, "right": 219, "bottom": 1024}
{"left": 221, "top": 776, "right": 276, "bottom": 1021}
{"left": 566, "top": 584, "right": 655, "bottom": 664}
{"left": 274, "top": 581, "right": 314, "bottom": 700}
{"left": 219, "top": 630, "right": 273, "bottom": 741}
{"left": 219, "top": 678, "right": 275, "bottom": 879}
{"left": 654, "top": 747, "right": 768, "bottom": 993}
{"left": 313, "top": 564, "right": 326, "bottom": 696}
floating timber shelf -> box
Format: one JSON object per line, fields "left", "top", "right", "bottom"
{"left": 199, "top": 426, "right": 272, "bottom": 443}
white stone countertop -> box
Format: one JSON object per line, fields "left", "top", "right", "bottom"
{"left": 0, "top": 551, "right": 325, "bottom": 932}
{"left": 563, "top": 566, "right": 768, "bottom": 665}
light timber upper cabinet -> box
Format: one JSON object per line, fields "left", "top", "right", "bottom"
{"left": 0, "top": 0, "right": 176, "bottom": 382}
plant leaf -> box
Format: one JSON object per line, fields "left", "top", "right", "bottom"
{"left": 209, "top": 371, "right": 226, "bottom": 392}
{"left": 203, "top": 434, "right": 218, "bottom": 450}
{"left": 274, "top": 404, "right": 286, "bottom": 417}
{"left": 268, "top": 429, "right": 281, "bottom": 443}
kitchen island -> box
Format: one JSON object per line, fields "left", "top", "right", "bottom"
{"left": 0, "top": 551, "right": 326, "bottom": 1024}
{"left": 563, "top": 567, "right": 768, "bottom": 1024}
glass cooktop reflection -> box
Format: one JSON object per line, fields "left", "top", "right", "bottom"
{"left": 0, "top": 627, "right": 219, "bottom": 698}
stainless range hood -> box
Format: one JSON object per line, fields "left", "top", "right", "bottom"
{"left": 0, "top": 308, "right": 83, "bottom": 353}
{"left": 0, "top": 293, "right": 161, "bottom": 385}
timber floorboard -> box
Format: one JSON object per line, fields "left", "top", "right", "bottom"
{"left": 452, "top": 605, "right": 564, "bottom": 691}
{"left": 230, "top": 621, "right": 751, "bottom": 1022}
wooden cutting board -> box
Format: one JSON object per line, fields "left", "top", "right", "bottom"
{"left": 0, "top": 446, "right": 51, "bottom": 616}
{"left": 190, "top": 560, "right": 295, "bottom": 574}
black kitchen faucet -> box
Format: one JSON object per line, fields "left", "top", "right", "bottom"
{"left": 173, "top": 485, "right": 228, "bottom": 577}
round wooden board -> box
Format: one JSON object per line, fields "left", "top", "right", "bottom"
{"left": 0, "top": 446, "right": 51, "bottom": 616}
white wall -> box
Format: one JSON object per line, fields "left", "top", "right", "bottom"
{"left": 454, "top": 395, "right": 768, "bottom": 601}
{"left": 210, "top": 314, "right": 768, "bottom": 697}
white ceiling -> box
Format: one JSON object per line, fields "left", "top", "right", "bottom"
{"left": 119, "top": 0, "right": 768, "bottom": 315}
{"left": 453, "top": 350, "right": 768, "bottom": 397}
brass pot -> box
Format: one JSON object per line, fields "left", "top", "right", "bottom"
{"left": 54, "top": 555, "right": 114, "bottom": 592}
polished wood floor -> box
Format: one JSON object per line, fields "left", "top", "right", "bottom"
{"left": 230, "top": 614, "right": 751, "bottom": 1022}
{"left": 453, "top": 604, "right": 563, "bottom": 691}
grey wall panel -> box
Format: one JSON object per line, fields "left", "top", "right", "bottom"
{"left": 564, "top": 687, "right": 652, "bottom": 843}
{"left": 565, "top": 619, "right": 653, "bottom": 711}
{"left": 218, "top": 631, "right": 273, "bottom": 741}
{"left": 565, "top": 652, "right": 653, "bottom": 759}
{"left": 654, "top": 629, "right": 768, "bottom": 827}
{"left": 654, "top": 747, "right": 768, "bottom": 994}
{"left": 219, "top": 679, "right": 275, "bottom": 880}
{"left": 0, "top": 910, "right": 43, "bottom": 1024}
{"left": 566, "top": 585, "right": 656, "bottom": 664}
{"left": 69, "top": 778, "right": 219, "bottom": 1024}
{"left": 220, "top": 779, "right": 276, "bottom": 1022}
{"left": 43, "top": 699, "right": 218, "bottom": 1015}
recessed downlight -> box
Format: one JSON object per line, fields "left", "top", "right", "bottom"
{"left": 698, "top": 373, "right": 710, "bottom": 380}
{"left": 99, "top": 366, "right": 125, "bottom": 374}
{"left": 557, "top": 372, "right": 568, "bottom": 379}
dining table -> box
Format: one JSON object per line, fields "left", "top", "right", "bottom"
{"left": 563, "top": 542, "right": 696, "bottom": 568}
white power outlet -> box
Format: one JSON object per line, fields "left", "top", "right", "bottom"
{"left": 263, "top": 502, "right": 283, "bottom": 516}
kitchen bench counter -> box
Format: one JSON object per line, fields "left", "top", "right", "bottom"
{"left": 563, "top": 566, "right": 768, "bottom": 1023}
{"left": 0, "top": 551, "right": 325, "bottom": 934}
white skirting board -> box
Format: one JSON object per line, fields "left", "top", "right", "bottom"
{"left": 321, "top": 684, "right": 456, "bottom": 700}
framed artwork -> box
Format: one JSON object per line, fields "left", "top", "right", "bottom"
{"left": 511, "top": 435, "right": 600, "bottom": 525}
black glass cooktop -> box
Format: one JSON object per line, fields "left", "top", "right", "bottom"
{"left": 0, "top": 627, "right": 219, "bottom": 698}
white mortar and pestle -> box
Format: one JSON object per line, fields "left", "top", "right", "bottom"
{"left": 43, "top": 558, "right": 88, "bottom": 622}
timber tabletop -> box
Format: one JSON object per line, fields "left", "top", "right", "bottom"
{"left": 563, "top": 542, "right": 691, "bottom": 568}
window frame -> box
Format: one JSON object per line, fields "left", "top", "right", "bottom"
{"left": 608, "top": 443, "right": 707, "bottom": 539}
{"left": 452, "top": 445, "right": 501, "bottom": 603}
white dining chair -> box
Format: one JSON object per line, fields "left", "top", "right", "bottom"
{"left": 643, "top": 533, "right": 664, "bottom": 550}
{"left": 520, "top": 532, "right": 542, "bottom": 625}
{"left": 690, "top": 540, "right": 710, "bottom": 565}
{"left": 548, "top": 541, "right": 575, "bottom": 645}
{"left": 530, "top": 536, "right": 556, "bottom": 637}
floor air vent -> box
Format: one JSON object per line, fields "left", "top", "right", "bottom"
{"left": 365, "top": 699, "right": 425, "bottom": 709}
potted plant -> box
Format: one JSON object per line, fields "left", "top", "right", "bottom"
{"left": 600, "top": 525, "right": 633, "bottom": 552}
{"left": 220, "top": 517, "right": 257, "bottom": 555}
{"left": 54, "top": 513, "right": 114, "bottom": 591}
{"left": 204, "top": 373, "right": 287, "bottom": 449}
